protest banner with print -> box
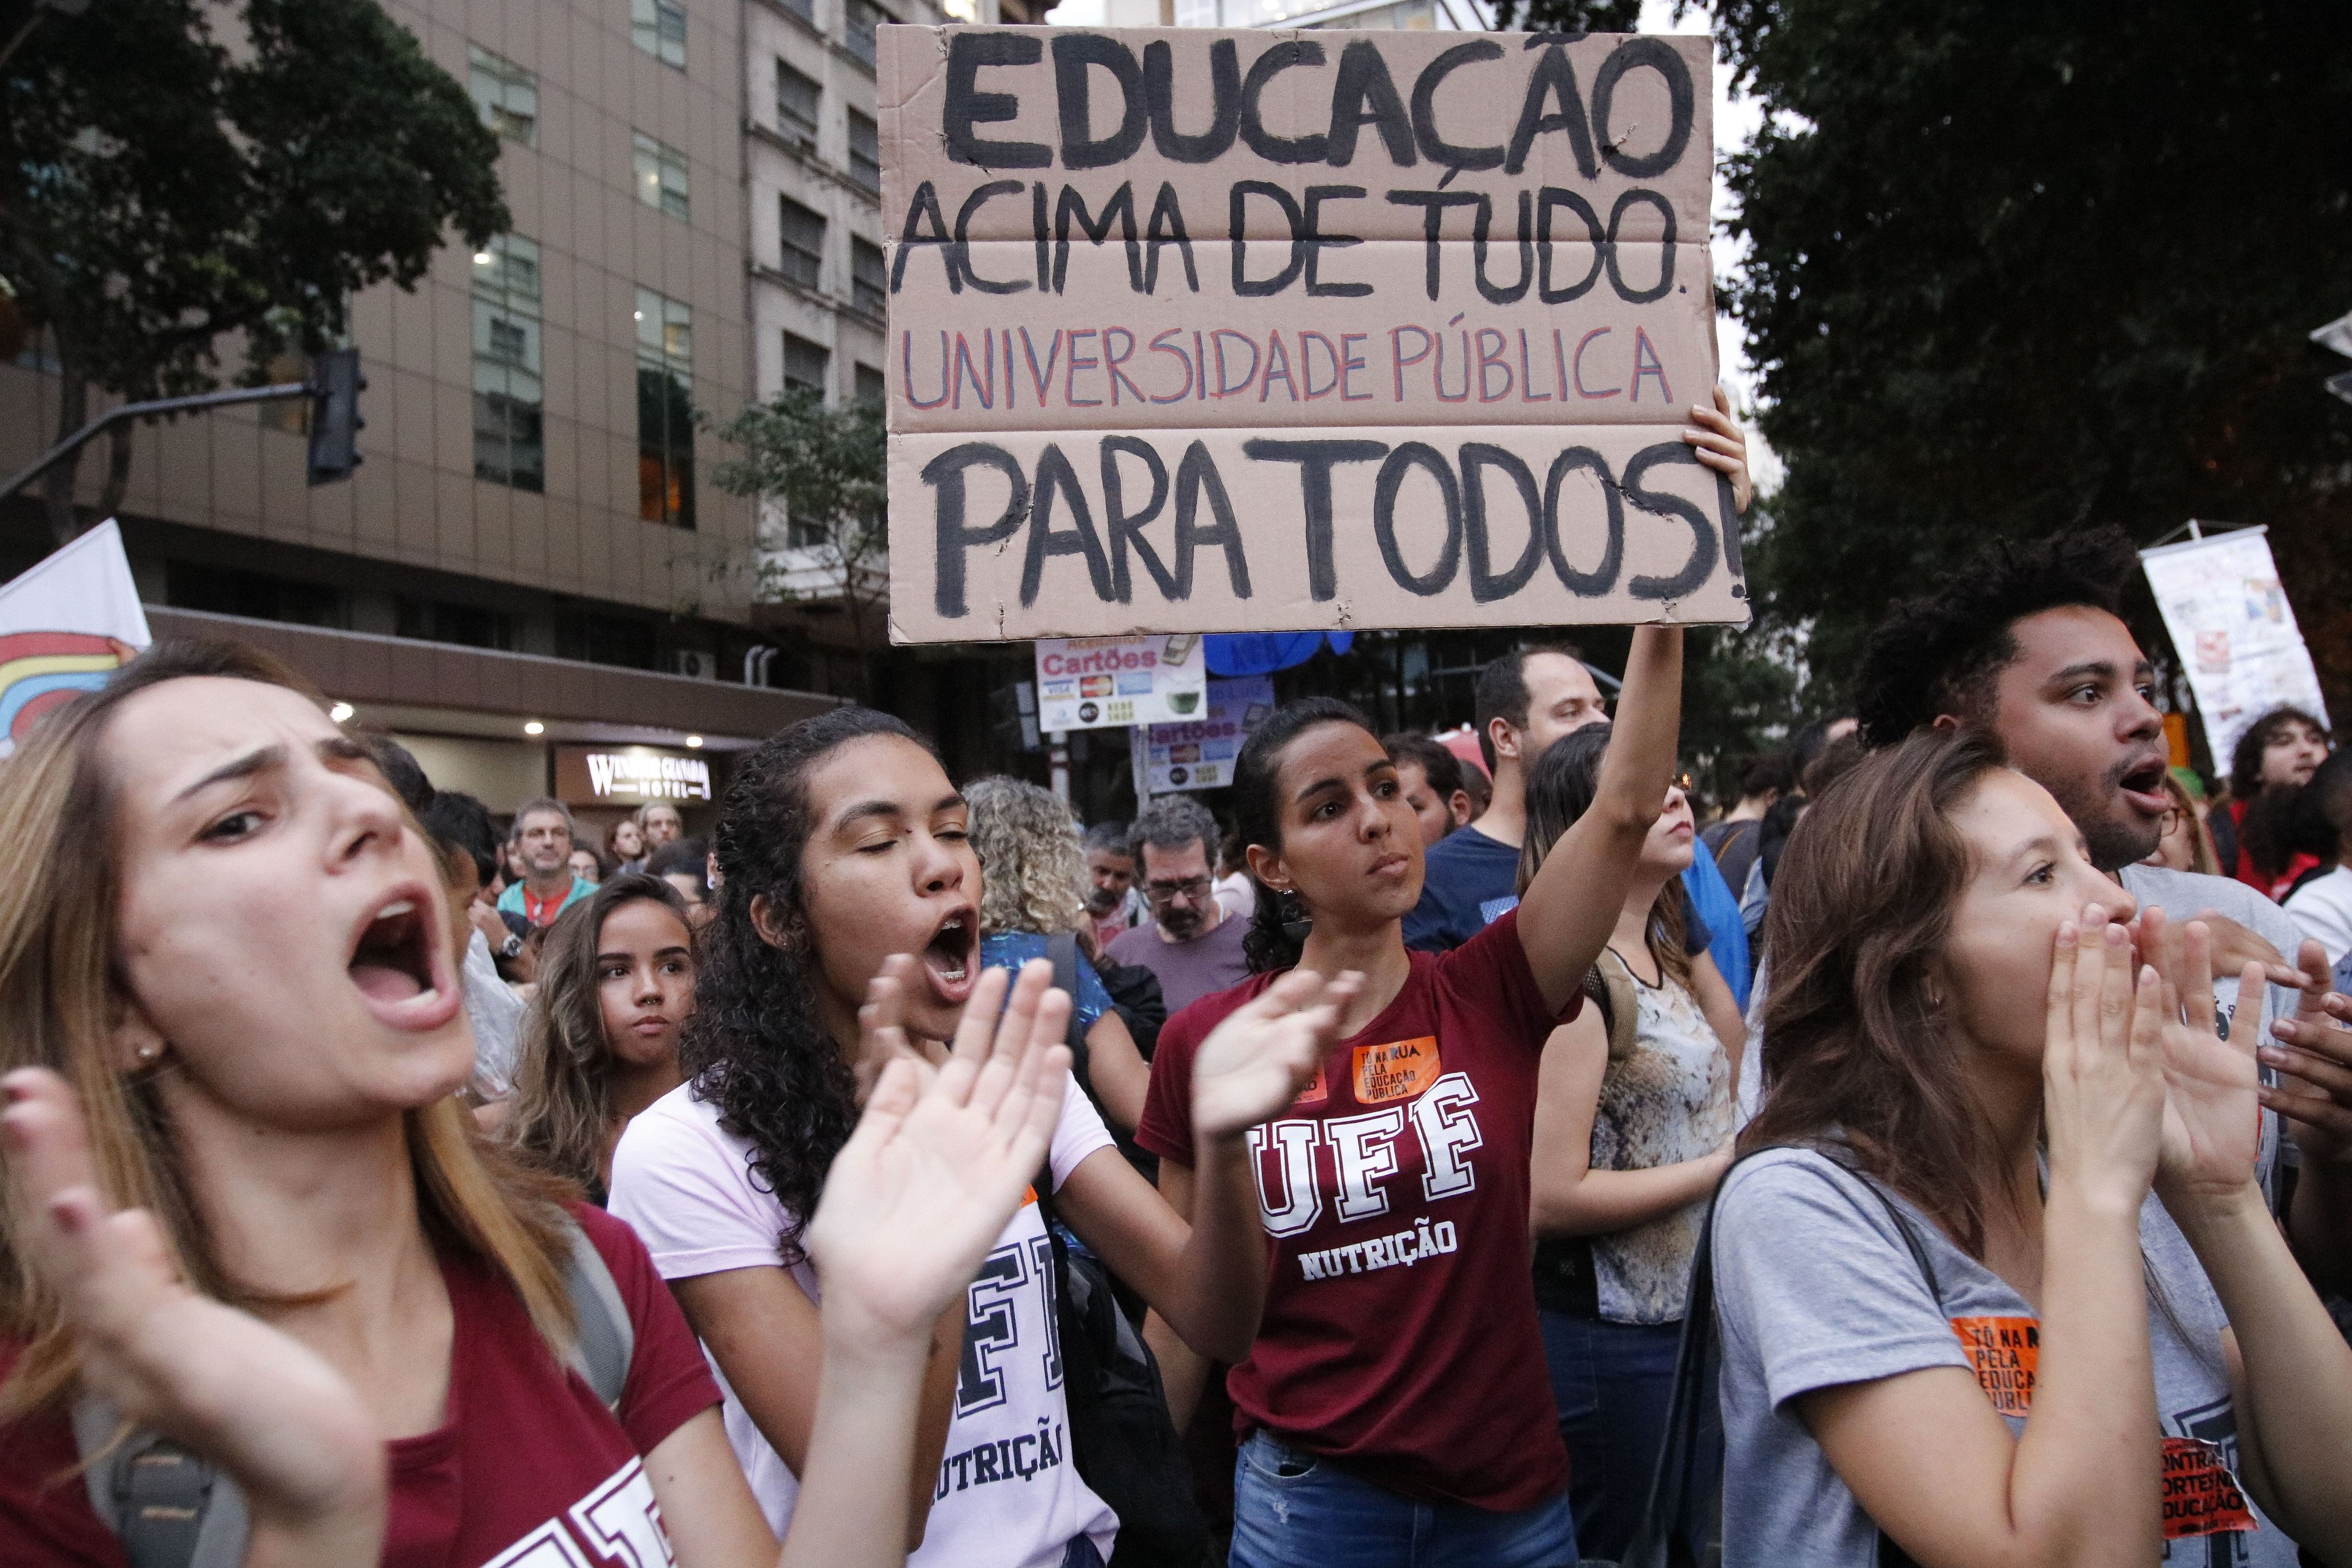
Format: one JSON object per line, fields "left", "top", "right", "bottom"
{"left": 880, "top": 24, "right": 1746, "bottom": 643}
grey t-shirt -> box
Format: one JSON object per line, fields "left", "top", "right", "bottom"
{"left": 1714, "top": 1149, "right": 2293, "bottom": 1568}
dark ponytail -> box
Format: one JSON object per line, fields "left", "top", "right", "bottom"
{"left": 1231, "top": 696, "right": 1376, "bottom": 974}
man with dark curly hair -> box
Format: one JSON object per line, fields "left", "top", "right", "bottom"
{"left": 1846, "top": 524, "right": 2352, "bottom": 1288}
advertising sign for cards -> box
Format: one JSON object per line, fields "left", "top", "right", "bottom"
{"left": 1036, "top": 633, "right": 1207, "bottom": 730}
{"left": 880, "top": 25, "right": 1747, "bottom": 643}
{"left": 1147, "top": 673, "right": 1274, "bottom": 791}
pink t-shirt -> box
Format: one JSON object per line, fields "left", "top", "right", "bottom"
{"left": 609, "top": 1076, "right": 1118, "bottom": 1568}
{"left": 0, "top": 1205, "right": 720, "bottom": 1567}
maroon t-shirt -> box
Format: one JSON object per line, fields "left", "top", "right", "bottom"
{"left": 1135, "top": 910, "right": 1576, "bottom": 1511}
{"left": 0, "top": 1204, "right": 720, "bottom": 1567}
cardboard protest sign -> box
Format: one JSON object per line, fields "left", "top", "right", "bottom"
{"left": 881, "top": 25, "right": 1743, "bottom": 643}
{"left": 1035, "top": 633, "right": 1207, "bottom": 729}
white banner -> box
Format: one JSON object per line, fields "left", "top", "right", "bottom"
{"left": 1035, "top": 633, "right": 1207, "bottom": 730}
{"left": 1147, "top": 674, "right": 1275, "bottom": 792}
{"left": 2140, "top": 526, "right": 2329, "bottom": 768}
{"left": 0, "top": 519, "right": 152, "bottom": 757}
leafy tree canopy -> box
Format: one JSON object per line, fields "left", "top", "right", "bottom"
{"left": 1709, "top": 0, "right": 2352, "bottom": 708}
{"left": 2, "top": 0, "right": 509, "bottom": 540}
{"left": 706, "top": 387, "right": 889, "bottom": 695}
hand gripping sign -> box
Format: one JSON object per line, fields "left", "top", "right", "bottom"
{"left": 881, "top": 25, "right": 1747, "bottom": 643}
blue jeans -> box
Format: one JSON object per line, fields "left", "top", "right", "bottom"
{"left": 1540, "top": 1308, "right": 1713, "bottom": 1563}
{"left": 1229, "top": 1431, "right": 1579, "bottom": 1568}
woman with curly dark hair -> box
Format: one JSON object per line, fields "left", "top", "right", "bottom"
{"left": 606, "top": 707, "right": 1353, "bottom": 1568}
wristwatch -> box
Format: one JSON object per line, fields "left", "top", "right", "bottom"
{"left": 499, "top": 932, "right": 524, "bottom": 959}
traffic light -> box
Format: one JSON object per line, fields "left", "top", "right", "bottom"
{"left": 306, "top": 347, "right": 365, "bottom": 484}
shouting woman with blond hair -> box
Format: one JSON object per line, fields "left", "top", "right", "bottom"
{"left": 0, "top": 638, "right": 1091, "bottom": 1568}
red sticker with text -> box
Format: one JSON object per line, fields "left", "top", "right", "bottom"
{"left": 1948, "top": 1316, "right": 2038, "bottom": 1417}
{"left": 1352, "top": 1037, "right": 1441, "bottom": 1104}
{"left": 2160, "top": 1438, "right": 2257, "bottom": 1540}
{"left": 1292, "top": 1066, "right": 1329, "bottom": 1109}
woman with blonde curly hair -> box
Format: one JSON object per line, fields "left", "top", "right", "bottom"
{"left": 964, "top": 776, "right": 1152, "bottom": 1131}
{"left": 507, "top": 872, "right": 698, "bottom": 1203}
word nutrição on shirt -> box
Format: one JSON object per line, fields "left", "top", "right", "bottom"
{"left": 1298, "top": 1216, "right": 1462, "bottom": 1281}
{"left": 879, "top": 24, "right": 1747, "bottom": 641}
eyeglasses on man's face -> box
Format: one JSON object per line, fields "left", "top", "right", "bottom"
{"left": 1145, "top": 875, "right": 1214, "bottom": 905}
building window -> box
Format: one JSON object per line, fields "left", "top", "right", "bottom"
{"left": 777, "top": 195, "right": 825, "bottom": 289}
{"left": 855, "top": 362, "right": 885, "bottom": 403}
{"left": 473, "top": 235, "right": 545, "bottom": 492}
{"left": 851, "top": 236, "right": 886, "bottom": 317}
{"left": 467, "top": 45, "right": 538, "bottom": 145}
{"left": 632, "top": 0, "right": 687, "bottom": 68}
{"left": 777, "top": 0, "right": 816, "bottom": 21}
{"left": 395, "top": 598, "right": 519, "bottom": 651}
{"left": 783, "top": 331, "right": 830, "bottom": 399}
{"left": 632, "top": 132, "right": 691, "bottom": 220}
{"left": 636, "top": 288, "right": 695, "bottom": 529}
{"left": 846, "top": 107, "right": 881, "bottom": 194}
{"left": 845, "top": 0, "right": 884, "bottom": 67}
{"left": 776, "top": 59, "right": 821, "bottom": 143}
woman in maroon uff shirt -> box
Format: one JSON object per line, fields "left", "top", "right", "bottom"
{"left": 1134, "top": 627, "right": 1688, "bottom": 1568}
{"left": 0, "top": 638, "right": 1083, "bottom": 1568}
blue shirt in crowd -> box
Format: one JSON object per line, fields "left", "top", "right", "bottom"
{"left": 979, "top": 930, "right": 1112, "bottom": 1031}
{"left": 1401, "top": 824, "right": 1746, "bottom": 1006}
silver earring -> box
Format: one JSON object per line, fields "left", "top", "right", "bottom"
{"left": 135, "top": 1043, "right": 160, "bottom": 1062}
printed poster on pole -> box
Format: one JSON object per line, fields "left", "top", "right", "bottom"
{"left": 1036, "top": 633, "right": 1207, "bottom": 730}
{"left": 1147, "top": 674, "right": 1275, "bottom": 792}
{"left": 2139, "top": 526, "right": 2329, "bottom": 767}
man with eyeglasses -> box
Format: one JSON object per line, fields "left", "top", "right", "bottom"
{"left": 1105, "top": 796, "right": 1253, "bottom": 1016}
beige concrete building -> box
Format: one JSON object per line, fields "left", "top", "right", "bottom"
{"left": 0, "top": 0, "right": 838, "bottom": 828}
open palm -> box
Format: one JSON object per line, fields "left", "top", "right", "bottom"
{"left": 2141, "top": 911, "right": 2265, "bottom": 1200}
{"left": 806, "top": 960, "right": 1069, "bottom": 1346}
{"left": 0, "top": 1069, "right": 385, "bottom": 1548}
{"left": 1190, "top": 968, "right": 1360, "bottom": 1141}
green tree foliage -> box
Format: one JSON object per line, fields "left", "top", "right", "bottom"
{"left": 1700, "top": 0, "right": 2352, "bottom": 706}
{"left": 1, "top": 0, "right": 508, "bottom": 542}
{"left": 705, "top": 387, "right": 889, "bottom": 694}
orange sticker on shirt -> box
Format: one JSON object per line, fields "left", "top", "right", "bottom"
{"left": 1948, "top": 1316, "right": 2038, "bottom": 1417}
{"left": 2160, "top": 1438, "right": 2258, "bottom": 1540}
{"left": 1292, "top": 1066, "right": 1329, "bottom": 1108}
{"left": 1352, "top": 1037, "right": 1441, "bottom": 1104}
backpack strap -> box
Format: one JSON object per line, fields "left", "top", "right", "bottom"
{"left": 560, "top": 1212, "right": 636, "bottom": 1411}
{"left": 72, "top": 1398, "right": 247, "bottom": 1568}
{"left": 1045, "top": 932, "right": 1096, "bottom": 1094}
{"left": 72, "top": 1215, "right": 633, "bottom": 1568}
{"left": 1593, "top": 948, "right": 1643, "bottom": 1064}
{"left": 1619, "top": 1141, "right": 1944, "bottom": 1568}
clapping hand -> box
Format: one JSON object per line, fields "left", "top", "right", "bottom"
{"left": 2136, "top": 910, "right": 2266, "bottom": 1204}
{"left": 1684, "top": 384, "right": 1754, "bottom": 515}
{"left": 0, "top": 1069, "right": 386, "bottom": 1561}
{"left": 1189, "top": 968, "right": 1361, "bottom": 1142}
{"left": 807, "top": 959, "right": 1070, "bottom": 1351}
{"left": 2258, "top": 938, "right": 2352, "bottom": 1166}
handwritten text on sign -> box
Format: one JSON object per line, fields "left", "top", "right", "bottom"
{"left": 880, "top": 26, "right": 1744, "bottom": 642}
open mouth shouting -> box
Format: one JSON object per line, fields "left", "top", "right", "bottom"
{"left": 2116, "top": 753, "right": 2173, "bottom": 818}
{"left": 347, "top": 886, "right": 461, "bottom": 1030}
{"left": 919, "top": 905, "right": 979, "bottom": 1006}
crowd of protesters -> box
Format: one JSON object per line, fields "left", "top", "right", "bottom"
{"left": 7, "top": 393, "right": 2352, "bottom": 1568}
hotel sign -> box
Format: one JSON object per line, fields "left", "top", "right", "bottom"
{"left": 555, "top": 744, "right": 714, "bottom": 804}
